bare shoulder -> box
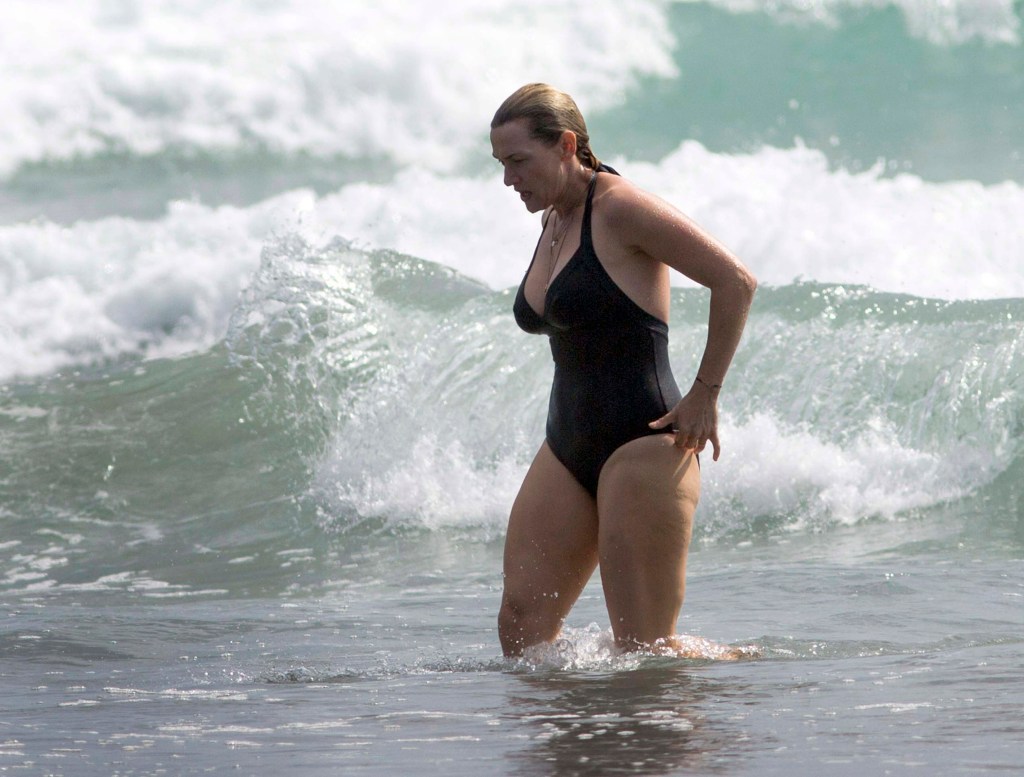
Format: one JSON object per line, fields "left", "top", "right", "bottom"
{"left": 593, "top": 174, "right": 693, "bottom": 250}
{"left": 595, "top": 173, "right": 656, "bottom": 212}
{"left": 593, "top": 171, "right": 746, "bottom": 285}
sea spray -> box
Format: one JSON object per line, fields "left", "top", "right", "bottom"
{"left": 216, "top": 243, "right": 1024, "bottom": 538}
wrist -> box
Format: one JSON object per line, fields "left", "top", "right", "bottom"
{"left": 694, "top": 375, "right": 722, "bottom": 394}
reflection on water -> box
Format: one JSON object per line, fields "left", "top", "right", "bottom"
{"left": 506, "top": 662, "right": 763, "bottom": 776}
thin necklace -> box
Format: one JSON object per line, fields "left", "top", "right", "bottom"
{"left": 546, "top": 210, "right": 575, "bottom": 291}
{"left": 545, "top": 171, "right": 594, "bottom": 291}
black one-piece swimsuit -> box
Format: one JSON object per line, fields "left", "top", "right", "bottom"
{"left": 512, "top": 166, "right": 683, "bottom": 498}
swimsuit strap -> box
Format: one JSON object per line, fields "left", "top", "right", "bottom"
{"left": 579, "top": 172, "right": 599, "bottom": 255}
{"left": 580, "top": 163, "right": 619, "bottom": 254}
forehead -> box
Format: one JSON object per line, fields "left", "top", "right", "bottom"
{"left": 490, "top": 118, "right": 541, "bottom": 159}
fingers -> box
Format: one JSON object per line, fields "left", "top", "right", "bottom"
{"left": 673, "top": 429, "right": 720, "bottom": 458}
{"left": 648, "top": 412, "right": 674, "bottom": 430}
{"left": 651, "top": 408, "right": 721, "bottom": 458}
{"left": 674, "top": 429, "right": 699, "bottom": 450}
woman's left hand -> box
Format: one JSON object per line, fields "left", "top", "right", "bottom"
{"left": 649, "top": 388, "right": 721, "bottom": 461}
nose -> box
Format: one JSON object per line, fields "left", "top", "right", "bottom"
{"left": 503, "top": 167, "right": 517, "bottom": 188}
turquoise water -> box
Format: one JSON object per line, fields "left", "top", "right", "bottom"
{"left": 2, "top": 1, "right": 1023, "bottom": 774}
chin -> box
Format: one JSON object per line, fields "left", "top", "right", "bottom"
{"left": 516, "top": 191, "right": 543, "bottom": 213}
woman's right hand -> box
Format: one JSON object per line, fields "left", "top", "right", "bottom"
{"left": 649, "top": 386, "right": 721, "bottom": 460}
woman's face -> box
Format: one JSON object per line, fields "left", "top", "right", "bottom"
{"left": 490, "top": 118, "right": 566, "bottom": 213}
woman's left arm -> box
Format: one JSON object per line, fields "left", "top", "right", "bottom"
{"left": 610, "top": 186, "right": 757, "bottom": 459}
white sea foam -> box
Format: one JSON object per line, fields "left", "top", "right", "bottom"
{"left": 4, "top": 0, "right": 1011, "bottom": 183}
{"left": 311, "top": 142, "right": 1024, "bottom": 300}
{"left": 316, "top": 434, "right": 524, "bottom": 534}
{"left": 623, "top": 142, "right": 1024, "bottom": 300}
{"left": 0, "top": 0, "right": 675, "bottom": 179}
{"left": 3, "top": 140, "right": 1021, "bottom": 380}
{"left": 701, "top": 412, "right": 973, "bottom": 531}
{"left": 696, "top": 0, "right": 1022, "bottom": 45}
{"left": 0, "top": 192, "right": 307, "bottom": 380}
{"left": 312, "top": 409, "right": 980, "bottom": 535}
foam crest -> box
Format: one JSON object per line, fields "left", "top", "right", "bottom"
{"left": 0, "top": 0, "right": 674, "bottom": 179}
{"left": 314, "top": 406, "right": 991, "bottom": 539}
{"left": 318, "top": 434, "right": 524, "bottom": 535}
{"left": 310, "top": 167, "right": 539, "bottom": 294}
{"left": 0, "top": 192, "right": 310, "bottom": 380}
{"left": 4, "top": 139, "right": 1020, "bottom": 383}
{"left": 629, "top": 142, "right": 1024, "bottom": 300}
{"left": 313, "top": 143, "right": 1024, "bottom": 300}
{"left": 701, "top": 412, "right": 968, "bottom": 533}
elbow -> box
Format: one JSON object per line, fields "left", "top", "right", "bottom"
{"left": 703, "top": 257, "right": 757, "bottom": 303}
{"left": 732, "top": 265, "right": 757, "bottom": 304}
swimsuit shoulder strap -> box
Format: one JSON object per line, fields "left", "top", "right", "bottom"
{"left": 580, "top": 169, "right": 603, "bottom": 252}
{"left": 581, "top": 163, "right": 621, "bottom": 241}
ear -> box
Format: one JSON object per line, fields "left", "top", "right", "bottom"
{"left": 558, "top": 130, "right": 578, "bottom": 161}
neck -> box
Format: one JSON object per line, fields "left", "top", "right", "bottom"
{"left": 551, "top": 165, "right": 594, "bottom": 217}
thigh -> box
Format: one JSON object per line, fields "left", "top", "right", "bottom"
{"left": 596, "top": 434, "right": 699, "bottom": 649}
{"left": 503, "top": 442, "right": 600, "bottom": 623}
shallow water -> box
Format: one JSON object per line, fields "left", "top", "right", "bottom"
{"left": 5, "top": 532, "right": 1023, "bottom": 775}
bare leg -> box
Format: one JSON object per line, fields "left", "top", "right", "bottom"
{"left": 499, "top": 442, "right": 599, "bottom": 657}
{"left": 596, "top": 435, "right": 699, "bottom": 652}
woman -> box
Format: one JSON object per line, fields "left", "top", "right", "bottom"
{"left": 491, "top": 83, "right": 756, "bottom": 657}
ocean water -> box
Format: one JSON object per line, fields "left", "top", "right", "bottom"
{"left": 2, "top": 0, "right": 1023, "bottom": 774}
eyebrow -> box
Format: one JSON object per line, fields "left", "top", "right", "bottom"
{"left": 493, "top": 150, "right": 526, "bottom": 162}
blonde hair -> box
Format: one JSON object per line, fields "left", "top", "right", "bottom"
{"left": 491, "top": 83, "right": 601, "bottom": 170}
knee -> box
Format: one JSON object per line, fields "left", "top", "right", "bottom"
{"left": 498, "top": 585, "right": 564, "bottom": 656}
{"left": 497, "top": 591, "right": 528, "bottom": 656}
{"left": 497, "top": 591, "right": 521, "bottom": 630}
